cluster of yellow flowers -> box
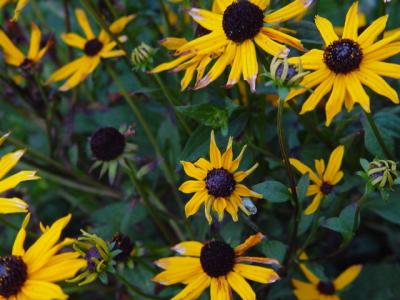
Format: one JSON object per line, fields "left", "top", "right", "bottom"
{"left": 0, "top": 0, "right": 399, "bottom": 299}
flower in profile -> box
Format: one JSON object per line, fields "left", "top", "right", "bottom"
{"left": 45, "top": 9, "right": 134, "bottom": 91}
{"left": 153, "top": 233, "right": 280, "bottom": 300}
{"left": 0, "top": 22, "right": 52, "bottom": 70}
{"left": 292, "top": 262, "right": 362, "bottom": 300}
{"left": 153, "top": 0, "right": 313, "bottom": 92}
{"left": 0, "top": 133, "right": 39, "bottom": 214}
{"left": 290, "top": 146, "right": 345, "bottom": 215}
{"left": 286, "top": 2, "right": 400, "bottom": 126}
{"left": 89, "top": 126, "right": 137, "bottom": 183}
{"left": 368, "top": 159, "right": 398, "bottom": 189}
{"left": 179, "top": 131, "right": 262, "bottom": 223}
{"left": 0, "top": 213, "right": 87, "bottom": 299}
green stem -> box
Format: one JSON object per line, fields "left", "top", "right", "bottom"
{"left": 157, "top": 0, "right": 172, "bottom": 35}
{"left": 297, "top": 205, "right": 322, "bottom": 255}
{"left": 365, "top": 112, "right": 394, "bottom": 160}
{"left": 153, "top": 74, "right": 192, "bottom": 135}
{"left": 113, "top": 273, "right": 164, "bottom": 300}
{"left": 124, "top": 160, "right": 176, "bottom": 244}
{"left": 277, "top": 98, "right": 300, "bottom": 268}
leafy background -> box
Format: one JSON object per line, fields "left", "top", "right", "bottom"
{"left": 0, "top": 0, "right": 400, "bottom": 299}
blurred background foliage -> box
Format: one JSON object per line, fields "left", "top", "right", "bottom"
{"left": 0, "top": 0, "right": 400, "bottom": 299}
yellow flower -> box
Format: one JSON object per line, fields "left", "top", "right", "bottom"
{"left": 0, "top": 214, "right": 87, "bottom": 299}
{"left": 286, "top": 2, "right": 400, "bottom": 126}
{"left": 293, "top": 262, "right": 362, "bottom": 300}
{"left": 45, "top": 9, "right": 134, "bottom": 91}
{"left": 289, "top": 145, "right": 345, "bottom": 215}
{"left": 0, "top": 0, "right": 29, "bottom": 21}
{"left": 0, "top": 133, "right": 39, "bottom": 214}
{"left": 153, "top": 233, "right": 280, "bottom": 300}
{"left": 153, "top": 0, "right": 312, "bottom": 92}
{"left": 0, "top": 23, "right": 52, "bottom": 69}
{"left": 179, "top": 131, "right": 262, "bottom": 223}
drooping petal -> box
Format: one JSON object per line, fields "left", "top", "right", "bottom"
{"left": 234, "top": 264, "right": 279, "bottom": 284}
{"left": 213, "top": 197, "right": 227, "bottom": 221}
{"left": 227, "top": 271, "right": 256, "bottom": 300}
{"left": 242, "top": 40, "right": 258, "bottom": 92}
{"left": 304, "top": 193, "right": 323, "bottom": 215}
{"left": 325, "top": 74, "right": 346, "bottom": 126}
{"left": 170, "top": 272, "right": 211, "bottom": 300}
{"left": 235, "top": 233, "right": 264, "bottom": 255}
{"left": 289, "top": 158, "right": 322, "bottom": 185}
{"left": 210, "top": 277, "right": 231, "bottom": 300}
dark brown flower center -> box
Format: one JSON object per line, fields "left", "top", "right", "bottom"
{"left": 317, "top": 281, "right": 336, "bottom": 295}
{"left": 205, "top": 168, "right": 236, "bottom": 197}
{"left": 222, "top": 0, "right": 264, "bottom": 43}
{"left": 320, "top": 182, "right": 333, "bottom": 195}
{"left": 19, "top": 58, "right": 34, "bottom": 70}
{"left": 90, "top": 127, "right": 126, "bottom": 161}
{"left": 200, "top": 241, "right": 235, "bottom": 277}
{"left": 0, "top": 256, "right": 28, "bottom": 298}
{"left": 323, "top": 39, "right": 363, "bottom": 74}
{"left": 84, "top": 38, "right": 103, "bottom": 56}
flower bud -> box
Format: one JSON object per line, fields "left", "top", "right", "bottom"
{"left": 368, "top": 160, "right": 398, "bottom": 189}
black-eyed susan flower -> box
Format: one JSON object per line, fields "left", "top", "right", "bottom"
{"left": 292, "top": 262, "right": 362, "bottom": 300}
{"left": 45, "top": 9, "right": 134, "bottom": 91}
{"left": 153, "top": 233, "right": 280, "bottom": 300}
{"left": 89, "top": 126, "right": 137, "bottom": 183}
{"left": 287, "top": 2, "right": 400, "bottom": 126}
{"left": 289, "top": 146, "right": 345, "bottom": 215}
{"left": 0, "top": 213, "right": 87, "bottom": 299}
{"left": 0, "top": 22, "right": 52, "bottom": 70}
{"left": 153, "top": 0, "right": 312, "bottom": 92}
{"left": 179, "top": 131, "right": 262, "bottom": 223}
{"left": 0, "top": 133, "right": 39, "bottom": 214}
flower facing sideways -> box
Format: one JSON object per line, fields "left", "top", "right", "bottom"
{"left": 287, "top": 1, "right": 400, "bottom": 126}
{"left": 0, "top": 133, "right": 39, "bottom": 214}
{"left": 0, "top": 214, "right": 87, "bottom": 300}
{"left": 45, "top": 9, "right": 134, "bottom": 91}
{"left": 153, "top": 233, "right": 280, "bottom": 300}
{"left": 153, "top": 0, "right": 313, "bottom": 92}
{"left": 0, "top": 22, "right": 52, "bottom": 70}
{"left": 179, "top": 131, "right": 262, "bottom": 223}
{"left": 293, "top": 262, "right": 362, "bottom": 300}
{"left": 290, "top": 145, "right": 345, "bottom": 215}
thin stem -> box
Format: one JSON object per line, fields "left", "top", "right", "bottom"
{"left": 277, "top": 98, "right": 300, "bottom": 268}
{"left": 153, "top": 74, "right": 192, "bottom": 135}
{"left": 365, "top": 112, "right": 394, "bottom": 160}
{"left": 124, "top": 160, "right": 176, "bottom": 244}
{"left": 297, "top": 206, "right": 321, "bottom": 255}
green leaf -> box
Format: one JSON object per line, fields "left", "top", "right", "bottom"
{"left": 360, "top": 158, "right": 370, "bottom": 173}
{"left": 261, "top": 240, "right": 287, "bottom": 263}
{"left": 362, "top": 116, "right": 395, "bottom": 159}
{"left": 297, "top": 174, "right": 310, "bottom": 202}
{"left": 253, "top": 180, "right": 290, "bottom": 203}
{"left": 322, "top": 204, "right": 356, "bottom": 239}
{"left": 364, "top": 190, "right": 400, "bottom": 225}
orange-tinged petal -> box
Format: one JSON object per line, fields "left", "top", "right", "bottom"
{"left": 235, "top": 233, "right": 264, "bottom": 255}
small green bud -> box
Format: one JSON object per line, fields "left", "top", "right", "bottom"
{"left": 368, "top": 160, "right": 398, "bottom": 189}
{"left": 131, "top": 43, "right": 156, "bottom": 71}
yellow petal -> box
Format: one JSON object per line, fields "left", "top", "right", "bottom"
{"left": 179, "top": 180, "right": 206, "bottom": 194}
{"left": 300, "top": 73, "right": 335, "bottom": 115}
{"left": 0, "top": 197, "right": 28, "bottom": 214}
{"left": 299, "top": 263, "right": 320, "bottom": 284}
{"left": 242, "top": 40, "right": 258, "bottom": 92}
{"left": 227, "top": 42, "right": 243, "bottom": 88}
{"left": 345, "top": 72, "right": 370, "bottom": 113}
{"left": 357, "top": 15, "right": 388, "bottom": 48}
{"left": 315, "top": 16, "right": 339, "bottom": 45}
{"left": 194, "top": 158, "right": 213, "bottom": 171}
{"left": 334, "top": 265, "right": 362, "bottom": 290}
{"left": 235, "top": 233, "right": 264, "bottom": 256}
{"left": 227, "top": 271, "right": 256, "bottom": 300}
{"left": 250, "top": 0, "right": 270, "bottom": 10}
{"left": 234, "top": 163, "right": 259, "bottom": 183}
{"left": 110, "top": 15, "right": 135, "bottom": 34}
{"left": 159, "top": 37, "right": 188, "bottom": 50}
{"left": 325, "top": 74, "right": 346, "bottom": 126}
{"left": 45, "top": 56, "right": 87, "bottom": 84}
{"left": 357, "top": 69, "right": 399, "bottom": 104}
{"left": 27, "top": 23, "right": 41, "bottom": 60}
{"left": 362, "top": 61, "right": 400, "bottom": 80}
{"left": 188, "top": 8, "right": 222, "bottom": 31}
{"left": 289, "top": 158, "right": 321, "bottom": 185}
{"left": 0, "top": 171, "right": 39, "bottom": 194}
{"left": 229, "top": 145, "right": 247, "bottom": 173}
{"left": 342, "top": 2, "right": 359, "bottom": 40}
{"left": 185, "top": 190, "right": 208, "bottom": 217}
{"left": 170, "top": 272, "right": 210, "bottom": 299}
{"left": 0, "top": 149, "right": 25, "bottom": 180}
{"left": 254, "top": 31, "right": 289, "bottom": 57}
{"left": 155, "top": 256, "right": 200, "bottom": 271}
{"left": 234, "top": 264, "right": 280, "bottom": 284}
{"left": 75, "top": 8, "right": 95, "bottom": 39}
{"left": 264, "top": 0, "right": 313, "bottom": 23}
{"left": 221, "top": 137, "right": 234, "bottom": 170}
{"left": 12, "top": 213, "right": 30, "bottom": 256}
{"left": 314, "top": 159, "right": 325, "bottom": 177}
{"left": 323, "top": 145, "right": 345, "bottom": 183}
{"left": 234, "top": 184, "right": 263, "bottom": 198}
{"left": 61, "top": 32, "right": 86, "bottom": 49}
{"left": 209, "top": 130, "right": 222, "bottom": 168}
{"left": 363, "top": 41, "right": 400, "bottom": 62}
{"left": 12, "top": 0, "right": 29, "bottom": 21}
{"left": 0, "top": 30, "right": 25, "bottom": 66}
{"left": 181, "top": 161, "right": 207, "bottom": 180}
{"left": 21, "top": 280, "right": 68, "bottom": 300}
{"left": 58, "top": 56, "right": 100, "bottom": 91}
{"left": 213, "top": 197, "right": 227, "bottom": 221}
{"left": 288, "top": 49, "right": 324, "bottom": 70}
{"left": 171, "top": 242, "right": 203, "bottom": 257}
{"left": 210, "top": 277, "right": 230, "bottom": 300}
{"left": 304, "top": 193, "right": 323, "bottom": 215}
{"left": 262, "top": 27, "right": 305, "bottom": 51}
